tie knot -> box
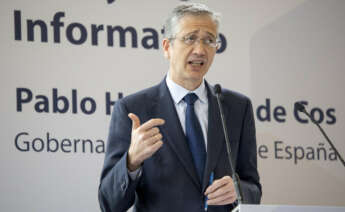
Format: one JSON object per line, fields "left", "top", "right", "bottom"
{"left": 184, "top": 93, "right": 198, "bottom": 105}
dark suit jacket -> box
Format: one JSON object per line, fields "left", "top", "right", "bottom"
{"left": 99, "top": 79, "right": 262, "bottom": 212}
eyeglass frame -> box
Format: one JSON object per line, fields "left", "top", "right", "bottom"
{"left": 169, "top": 33, "right": 221, "bottom": 49}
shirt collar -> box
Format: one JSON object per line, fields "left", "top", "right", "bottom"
{"left": 166, "top": 73, "right": 208, "bottom": 105}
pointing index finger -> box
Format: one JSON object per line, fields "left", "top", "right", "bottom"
{"left": 140, "top": 118, "right": 165, "bottom": 131}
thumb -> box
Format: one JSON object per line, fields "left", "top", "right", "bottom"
{"left": 128, "top": 113, "right": 141, "bottom": 130}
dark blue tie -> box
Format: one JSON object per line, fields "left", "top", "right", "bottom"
{"left": 184, "top": 93, "right": 206, "bottom": 183}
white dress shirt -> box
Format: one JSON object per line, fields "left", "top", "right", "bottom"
{"left": 166, "top": 74, "right": 209, "bottom": 150}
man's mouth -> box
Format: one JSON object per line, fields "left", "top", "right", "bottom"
{"left": 188, "top": 60, "right": 205, "bottom": 66}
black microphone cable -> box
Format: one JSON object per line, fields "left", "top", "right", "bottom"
{"left": 295, "top": 102, "right": 345, "bottom": 167}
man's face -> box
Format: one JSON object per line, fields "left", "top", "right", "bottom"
{"left": 163, "top": 15, "right": 218, "bottom": 90}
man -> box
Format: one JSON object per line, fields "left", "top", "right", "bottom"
{"left": 99, "top": 3, "right": 261, "bottom": 212}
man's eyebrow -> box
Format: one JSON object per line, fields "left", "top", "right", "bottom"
{"left": 183, "top": 30, "right": 216, "bottom": 39}
{"left": 205, "top": 31, "right": 217, "bottom": 39}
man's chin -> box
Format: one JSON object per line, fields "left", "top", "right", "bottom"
{"left": 183, "top": 71, "right": 206, "bottom": 85}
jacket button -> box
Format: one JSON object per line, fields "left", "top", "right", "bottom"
{"left": 121, "top": 182, "right": 126, "bottom": 191}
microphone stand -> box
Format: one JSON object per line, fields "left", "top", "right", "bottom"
{"left": 215, "top": 85, "right": 244, "bottom": 204}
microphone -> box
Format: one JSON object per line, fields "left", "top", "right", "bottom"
{"left": 295, "top": 102, "right": 345, "bottom": 166}
{"left": 214, "top": 84, "right": 244, "bottom": 204}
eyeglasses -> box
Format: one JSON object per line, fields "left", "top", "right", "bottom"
{"left": 171, "top": 33, "right": 220, "bottom": 48}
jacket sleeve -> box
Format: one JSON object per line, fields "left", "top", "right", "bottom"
{"left": 98, "top": 99, "right": 140, "bottom": 212}
{"left": 236, "top": 99, "right": 262, "bottom": 204}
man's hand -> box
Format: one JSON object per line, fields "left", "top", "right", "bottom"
{"left": 204, "top": 176, "right": 237, "bottom": 205}
{"left": 127, "top": 113, "right": 165, "bottom": 171}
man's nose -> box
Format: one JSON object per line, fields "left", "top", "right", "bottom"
{"left": 192, "top": 41, "right": 207, "bottom": 56}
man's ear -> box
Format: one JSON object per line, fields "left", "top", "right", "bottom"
{"left": 162, "top": 39, "right": 171, "bottom": 59}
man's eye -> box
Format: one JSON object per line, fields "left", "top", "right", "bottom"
{"left": 205, "top": 37, "right": 215, "bottom": 44}
{"left": 185, "top": 35, "right": 197, "bottom": 42}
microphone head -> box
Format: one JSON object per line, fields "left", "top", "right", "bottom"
{"left": 295, "top": 102, "right": 306, "bottom": 112}
{"left": 214, "top": 84, "right": 222, "bottom": 94}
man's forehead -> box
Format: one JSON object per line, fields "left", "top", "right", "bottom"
{"left": 177, "top": 15, "right": 218, "bottom": 37}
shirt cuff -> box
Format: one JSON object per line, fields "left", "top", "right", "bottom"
{"left": 128, "top": 166, "right": 142, "bottom": 181}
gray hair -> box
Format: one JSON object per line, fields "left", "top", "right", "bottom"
{"left": 163, "top": 3, "right": 221, "bottom": 40}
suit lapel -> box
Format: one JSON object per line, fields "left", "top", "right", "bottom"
{"left": 202, "top": 83, "right": 231, "bottom": 191}
{"left": 149, "top": 80, "right": 201, "bottom": 190}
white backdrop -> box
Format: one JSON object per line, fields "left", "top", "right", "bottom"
{"left": 1, "top": 0, "right": 344, "bottom": 211}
